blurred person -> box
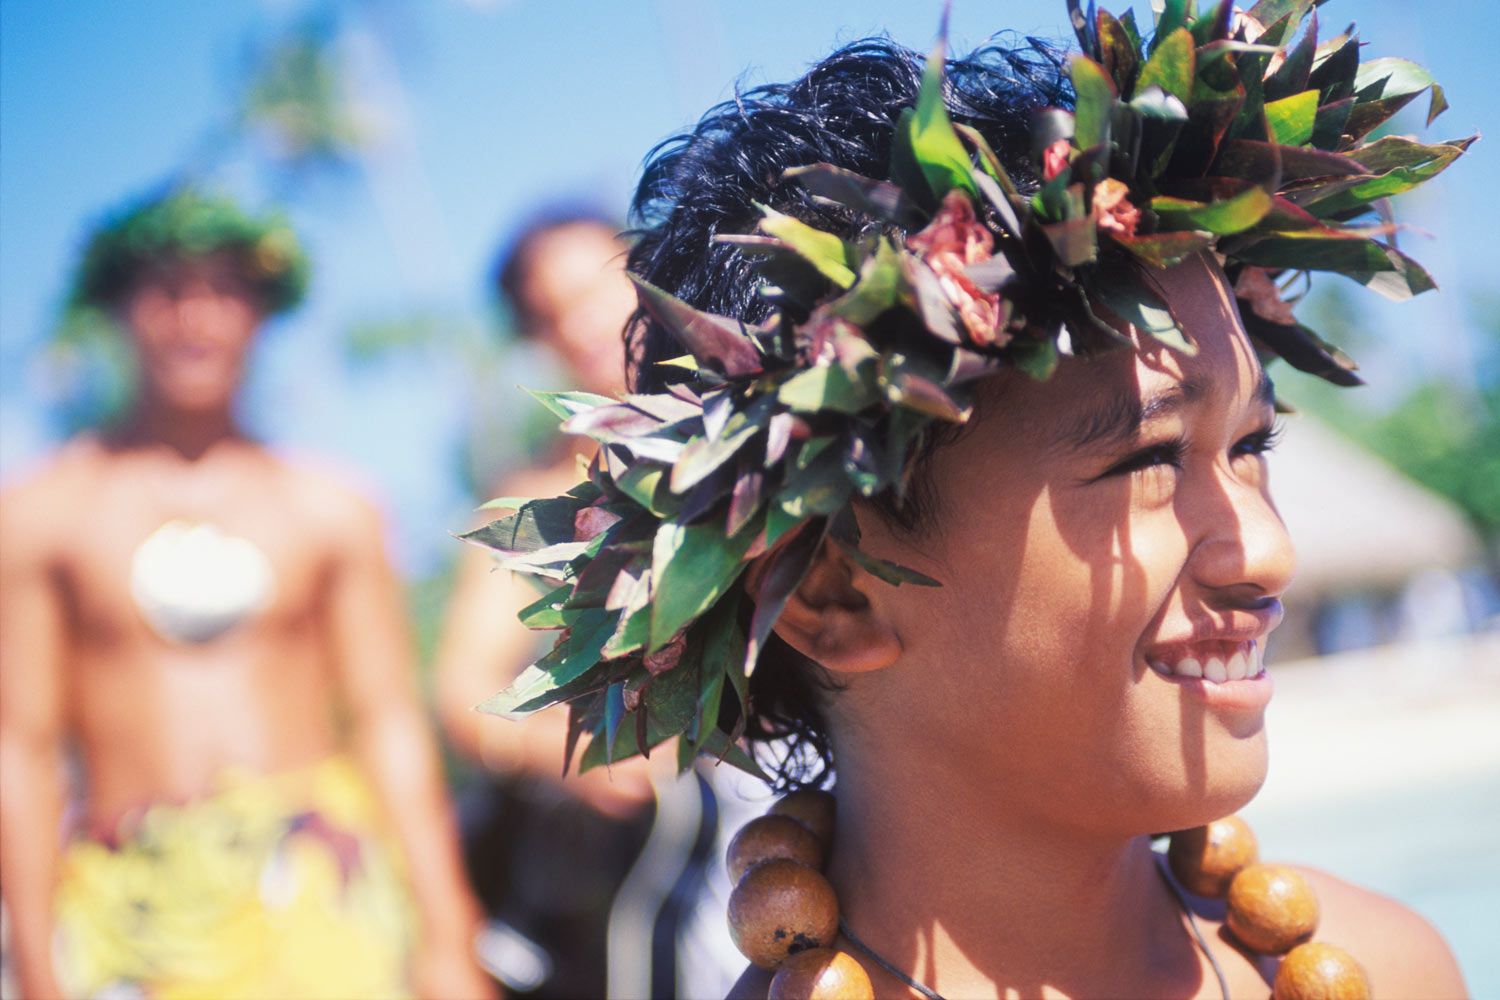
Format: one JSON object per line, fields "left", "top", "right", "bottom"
{"left": 439, "top": 211, "right": 649, "bottom": 810}
{"left": 0, "top": 188, "right": 494, "bottom": 1000}
{"left": 435, "top": 209, "right": 718, "bottom": 998}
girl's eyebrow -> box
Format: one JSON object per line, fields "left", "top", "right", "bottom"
{"left": 1056, "top": 370, "right": 1274, "bottom": 453}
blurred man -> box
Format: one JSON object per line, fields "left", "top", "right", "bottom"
{"left": 0, "top": 188, "right": 493, "bottom": 999}
{"left": 437, "top": 209, "right": 714, "bottom": 998}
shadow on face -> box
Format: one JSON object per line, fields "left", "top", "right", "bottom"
{"left": 843, "top": 252, "right": 1297, "bottom": 836}
{"left": 120, "top": 253, "right": 265, "bottom": 415}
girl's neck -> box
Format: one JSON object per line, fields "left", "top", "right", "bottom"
{"left": 826, "top": 748, "right": 1207, "bottom": 998}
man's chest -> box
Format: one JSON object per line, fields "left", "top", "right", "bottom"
{"left": 55, "top": 486, "right": 330, "bottom": 647}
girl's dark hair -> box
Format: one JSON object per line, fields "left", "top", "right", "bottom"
{"left": 622, "top": 33, "right": 1072, "bottom": 789}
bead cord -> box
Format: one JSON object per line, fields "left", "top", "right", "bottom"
{"left": 835, "top": 917, "right": 946, "bottom": 1000}
{"left": 1153, "top": 852, "right": 1231, "bottom": 1000}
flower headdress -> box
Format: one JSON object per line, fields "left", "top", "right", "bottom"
{"left": 466, "top": 0, "right": 1469, "bottom": 779}
{"left": 72, "top": 187, "right": 310, "bottom": 316}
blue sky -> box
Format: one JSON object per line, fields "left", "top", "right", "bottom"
{"left": 2, "top": 0, "right": 1493, "bottom": 574}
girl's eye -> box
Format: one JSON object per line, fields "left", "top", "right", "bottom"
{"left": 1105, "top": 440, "right": 1185, "bottom": 478}
{"left": 1233, "top": 422, "right": 1283, "bottom": 458}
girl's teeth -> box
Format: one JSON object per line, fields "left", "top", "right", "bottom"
{"left": 1151, "top": 643, "right": 1265, "bottom": 682}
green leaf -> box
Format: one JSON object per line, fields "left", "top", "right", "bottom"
{"left": 1150, "top": 185, "right": 1272, "bottom": 235}
{"left": 476, "top": 495, "right": 533, "bottom": 512}
{"left": 1088, "top": 271, "right": 1197, "bottom": 355}
{"left": 480, "top": 608, "right": 617, "bottom": 717}
{"left": 779, "top": 363, "right": 876, "bottom": 415}
{"left": 899, "top": 35, "right": 980, "bottom": 201}
{"left": 1240, "top": 311, "right": 1361, "bottom": 386}
{"left": 1346, "top": 135, "right": 1475, "bottom": 176}
{"left": 1263, "top": 8, "right": 1318, "bottom": 102}
{"left": 648, "top": 516, "right": 758, "bottom": 651}
{"left": 1071, "top": 56, "right": 1117, "bottom": 151}
{"left": 614, "top": 463, "right": 669, "bottom": 514}
{"left": 1096, "top": 10, "right": 1140, "bottom": 96}
{"left": 519, "top": 584, "right": 575, "bottom": 630}
{"left": 1011, "top": 336, "right": 1060, "bottom": 380}
{"left": 461, "top": 494, "right": 586, "bottom": 557}
{"left": 1130, "top": 87, "right": 1189, "bottom": 176}
{"left": 1246, "top": 0, "right": 1314, "bottom": 29}
{"left": 525, "top": 388, "right": 617, "bottom": 422}
{"left": 885, "top": 365, "right": 970, "bottom": 421}
{"left": 953, "top": 123, "right": 1021, "bottom": 204}
{"left": 1136, "top": 28, "right": 1195, "bottom": 102}
{"left": 742, "top": 519, "right": 828, "bottom": 678}
{"left": 1302, "top": 168, "right": 1452, "bottom": 219}
{"left": 835, "top": 539, "right": 942, "bottom": 587}
{"left": 828, "top": 239, "right": 904, "bottom": 326}
{"left": 1040, "top": 216, "right": 1098, "bottom": 268}
{"left": 1113, "top": 229, "right": 1215, "bottom": 268}
{"left": 629, "top": 276, "right": 764, "bottom": 377}
{"left": 1352, "top": 57, "right": 1445, "bottom": 129}
{"left": 1350, "top": 246, "right": 1437, "bottom": 302}
{"left": 1152, "top": 0, "right": 1192, "bottom": 50}
{"left": 693, "top": 728, "right": 770, "bottom": 781}
{"left": 757, "top": 205, "right": 857, "bottom": 289}
{"left": 783, "top": 163, "right": 925, "bottom": 229}
{"left": 670, "top": 416, "right": 759, "bottom": 493}
{"left": 1233, "top": 233, "right": 1437, "bottom": 299}
{"left": 602, "top": 597, "right": 651, "bottom": 658}
{"left": 1190, "top": 0, "right": 1234, "bottom": 47}
{"left": 1309, "top": 28, "right": 1360, "bottom": 104}
{"left": 1264, "top": 89, "right": 1318, "bottom": 147}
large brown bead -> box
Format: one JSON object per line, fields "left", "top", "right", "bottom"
{"left": 770, "top": 789, "right": 837, "bottom": 847}
{"left": 768, "top": 948, "right": 874, "bottom": 1000}
{"left": 728, "top": 859, "right": 840, "bottom": 969}
{"left": 1168, "top": 815, "right": 1259, "bottom": 898}
{"left": 1273, "top": 942, "right": 1372, "bottom": 1000}
{"left": 1226, "top": 864, "right": 1320, "bottom": 955}
{"left": 727, "top": 815, "right": 824, "bottom": 884}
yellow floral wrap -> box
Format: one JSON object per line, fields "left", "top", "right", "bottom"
{"left": 53, "top": 755, "right": 415, "bottom": 1000}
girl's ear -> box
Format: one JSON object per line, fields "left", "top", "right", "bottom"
{"left": 761, "top": 539, "right": 902, "bottom": 675}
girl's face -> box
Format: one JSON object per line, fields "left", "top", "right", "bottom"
{"left": 845, "top": 253, "right": 1295, "bottom": 835}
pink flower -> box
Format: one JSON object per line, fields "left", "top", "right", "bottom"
{"left": 1091, "top": 178, "right": 1141, "bottom": 240}
{"left": 908, "top": 190, "right": 1009, "bottom": 348}
{"left": 1233, "top": 266, "right": 1297, "bottom": 326}
{"left": 1042, "top": 139, "right": 1072, "bottom": 182}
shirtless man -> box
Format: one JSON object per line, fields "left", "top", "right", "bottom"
{"left": 434, "top": 210, "right": 672, "bottom": 999}
{"left": 0, "top": 188, "right": 493, "bottom": 999}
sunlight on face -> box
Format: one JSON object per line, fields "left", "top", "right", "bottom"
{"left": 849, "top": 253, "right": 1296, "bottom": 836}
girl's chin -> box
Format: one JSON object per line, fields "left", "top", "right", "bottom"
{"left": 1142, "top": 739, "right": 1269, "bottom": 833}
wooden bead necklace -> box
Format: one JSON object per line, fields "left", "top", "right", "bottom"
{"left": 725, "top": 793, "right": 1373, "bottom": 1000}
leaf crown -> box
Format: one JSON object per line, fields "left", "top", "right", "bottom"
{"left": 467, "top": 0, "right": 1469, "bottom": 780}
{"left": 72, "top": 186, "right": 310, "bottom": 316}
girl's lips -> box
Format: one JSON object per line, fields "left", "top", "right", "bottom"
{"left": 1148, "top": 667, "right": 1275, "bottom": 712}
